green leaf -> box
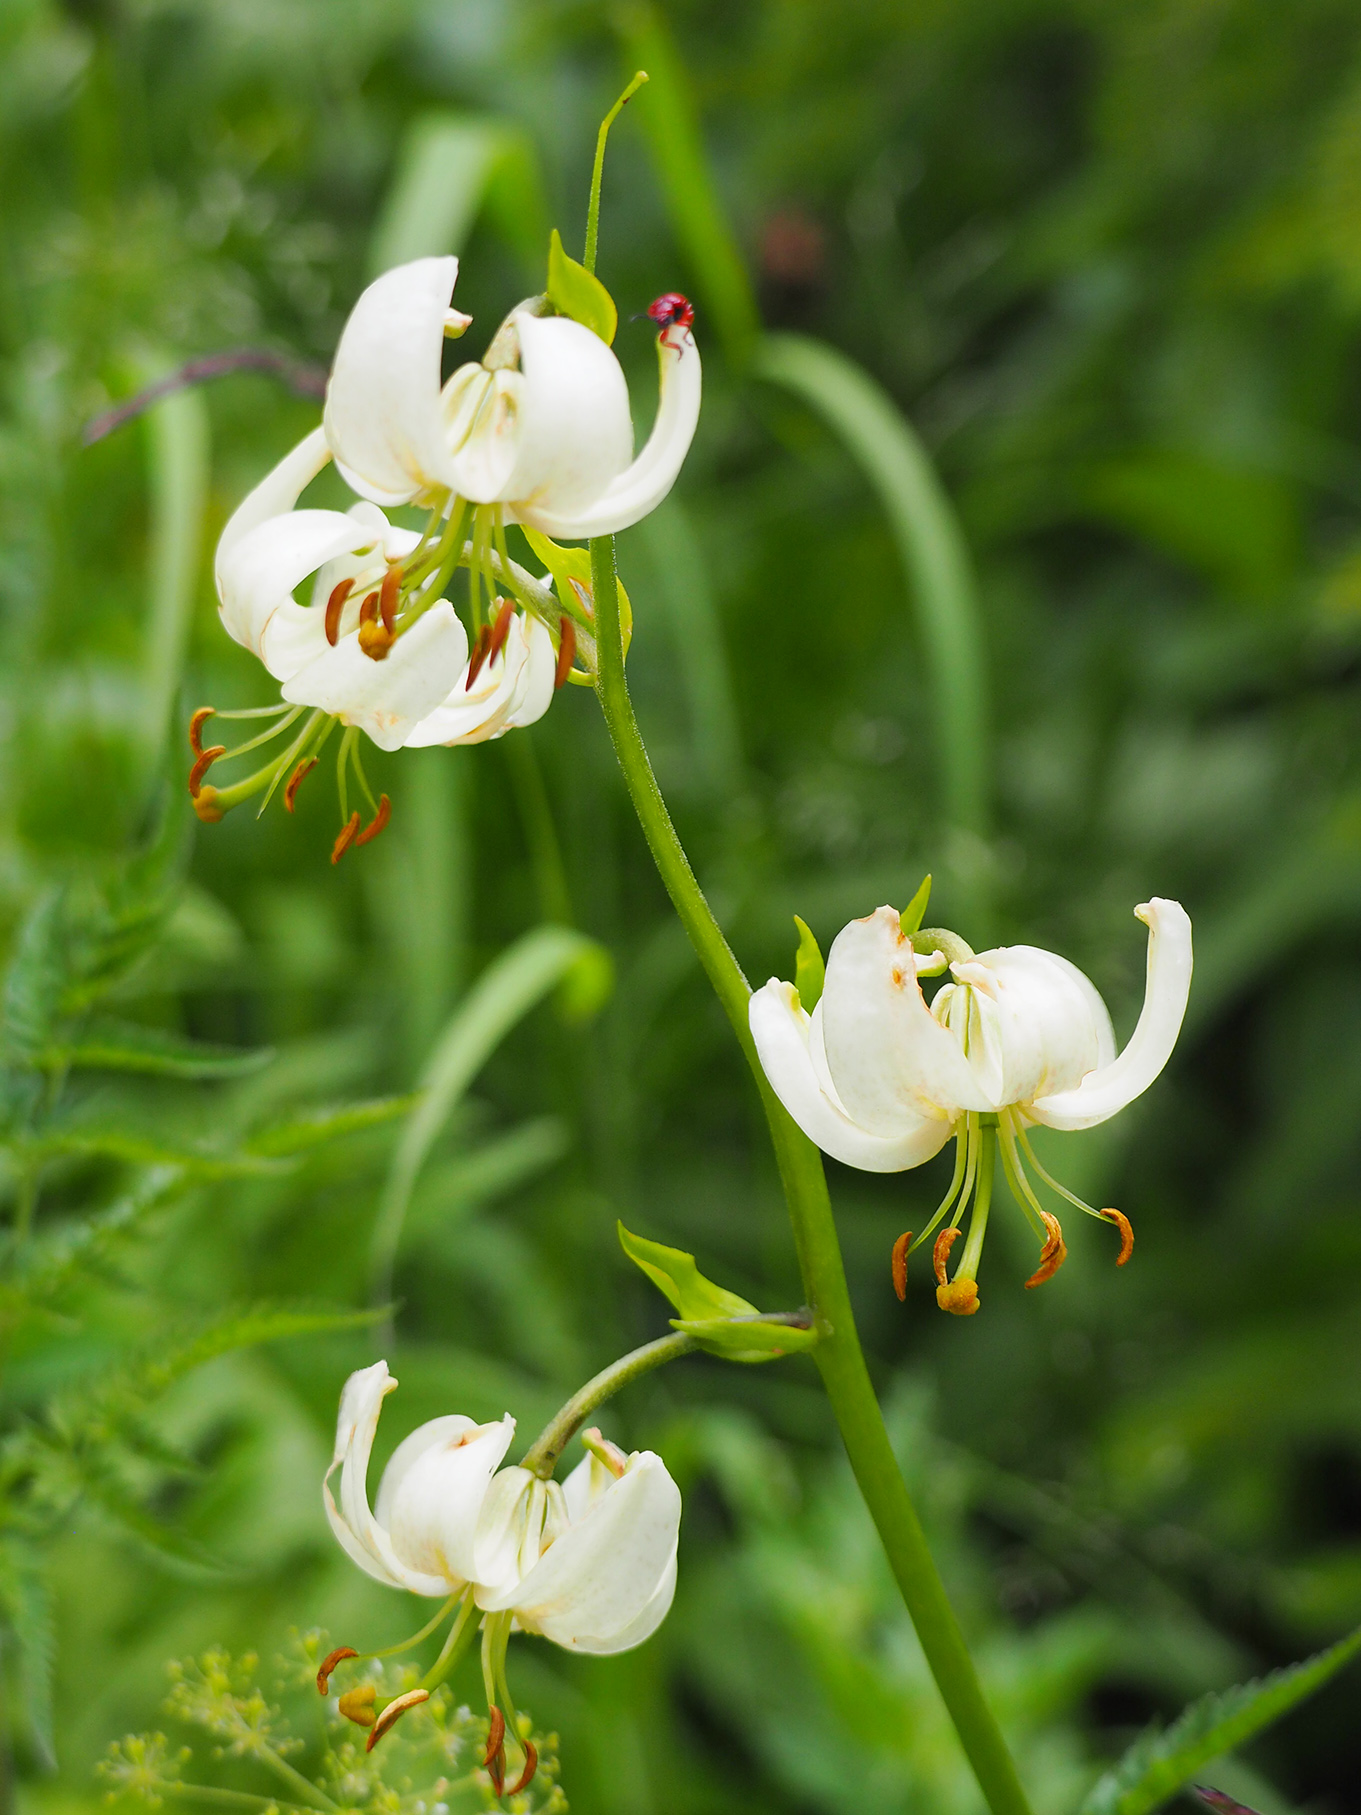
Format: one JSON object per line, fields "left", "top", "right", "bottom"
{"left": 370, "top": 927, "right": 607, "bottom": 1299}
{"left": 0, "top": 1537, "right": 54, "bottom": 1764}
{"left": 9, "top": 1166, "right": 186, "bottom": 1309}
{"left": 792, "top": 916, "right": 824, "bottom": 1012}
{"left": 28, "top": 1125, "right": 282, "bottom": 1179}
{"left": 899, "top": 874, "right": 932, "bottom": 937}
{"left": 41, "top": 1017, "right": 271, "bottom": 1080}
{"left": 618, "top": 1221, "right": 757, "bottom": 1322}
{"left": 546, "top": 227, "right": 618, "bottom": 344}
{"left": 1079, "top": 1625, "right": 1361, "bottom": 1815}
{"left": 755, "top": 333, "right": 989, "bottom": 848}
{"left": 124, "top": 1303, "right": 384, "bottom": 1400}
{"left": 673, "top": 1313, "right": 820, "bottom": 1360}
{"left": 247, "top": 1094, "right": 421, "bottom": 1158}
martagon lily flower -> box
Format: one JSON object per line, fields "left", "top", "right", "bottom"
{"left": 750, "top": 895, "right": 1192, "bottom": 1314}
{"left": 320, "top": 1363, "right": 682, "bottom": 1795}
{"left": 192, "top": 252, "right": 700, "bottom": 859}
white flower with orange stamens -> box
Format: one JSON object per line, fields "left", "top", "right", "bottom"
{"left": 750, "top": 895, "right": 1192, "bottom": 1314}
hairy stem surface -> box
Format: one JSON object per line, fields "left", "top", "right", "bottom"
{"left": 589, "top": 533, "right": 1033, "bottom": 1815}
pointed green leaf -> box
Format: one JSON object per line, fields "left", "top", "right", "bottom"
{"left": 41, "top": 1018, "right": 272, "bottom": 1080}
{"left": 792, "top": 916, "right": 824, "bottom": 1012}
{"left": 248, "top": 1094, "right": 421, "bottom": 1158}
{"left": 673, "top": 1313, "right": 819, "bottom": 1362}
{"left": 900, "top": 874, "right": 932, "bottom": 937}
{"left": 0, "top": 1538, "right": 55, "bottom": 1764}
{"left": 618, "top": 1221, "right": 756, "bottom": 1322}
{"left": 546, "top": 228, "right": 618, "bottom": 344}
{"left": 1079, "top": 1624, "right": 1361, "bottom": 1815}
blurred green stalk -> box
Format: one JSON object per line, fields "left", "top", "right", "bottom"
{"left": 589, "top": 533, "right": 1033, "bottom": 1815}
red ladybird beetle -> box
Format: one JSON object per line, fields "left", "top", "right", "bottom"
{"left": 646, "top": 292, "right": 695, "bottom": 337}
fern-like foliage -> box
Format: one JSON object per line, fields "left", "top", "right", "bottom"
{"left": 1079, "top": 1624, "right": 1361, "bottom": 1815}
{"left": 99, "top": 1639, "right": 566, "bottom": 1815}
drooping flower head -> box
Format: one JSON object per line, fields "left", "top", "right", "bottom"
{"left": 750, "top": 888, "right": 1192, "bottom": 1314}
{"left": 194, "top": 191, "right": 699, "bottom": 859}
{"left": 320, "top": 1364, "right": 682, "bottom": 1796}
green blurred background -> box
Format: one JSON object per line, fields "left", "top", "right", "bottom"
{"left": 3, "top": 0, "right": 1361, "bottom": 1810}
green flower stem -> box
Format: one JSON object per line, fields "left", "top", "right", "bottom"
{"left": 521, "top": 1331, "right": 695, "bottom": 1479}
{"left": 589, "top": 533, "right": 1034, "bottom": 1815}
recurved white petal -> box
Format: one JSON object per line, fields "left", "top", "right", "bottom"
{"left": 218, "top": 509, "right": 383, "bottom": 678}
{"left": 282, "top": 603, "right": 468, "bottom": 751}
{"left": 403, "top": 612, "right": 554, "bottom": 747}
{"left": 324, "top": 257, "right": 463, "bottom": 506}
{"left": 481, "top": 1453, "right": 680, "bottom": 1652}
{"left": 323, "top": 1361, "right": 450, "bottom": 1597}
{"left": 1029, "top": 898, "right": 1192, "bottom": 1132}
{"left": 749, "top": 981, "right": 951, "bottom": 1172}
{"left": 559, "top": 1547, "right": 677, "bottom": 1656}
{"left": 377, "top": 1413, "right": 516, "bottom": 1586}
{"left": 820, "top": 908, "right": 995, "bottom": 1124}
{"left": 948, "top": 945, "right": 1116, "bottom": 1108}
{"left": 215, "top": 425, "right": 332, "bottom": 580}
{"left": 503, "top": 613, "right": 556, "bottom": 730}
{"left": 517, "top": 328, "right": 701, "bottom": 538}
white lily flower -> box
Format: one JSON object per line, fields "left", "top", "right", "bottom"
{"left": 471, "top": 1441, "right": 681, "bottom": 1655}
{"left": 323, "top": 257, "right": 701, "bottom": 537}
{"left": 750, "top": 898, "right": 1192, "bottom": 1313}
{"left": 324, "top": 1360, "right": 516, "bottom": 1597}
{"left": 405, "top": 606, "right": 556, "bottom": 748}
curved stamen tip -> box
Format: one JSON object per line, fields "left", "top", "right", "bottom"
{"left": 936, "top": 1278, "right": 979, "bottom": 1316}
{"left": 284, "top": 757, "right": 318, "bottom": 814}
{"left": 554, "top": 618, "right": 577, "bottom": 689}
{"left": 1024, "top": 1211, "right": 1068, "bottom": 1290}
{"left": 891, "top": 1231, "right": 912, "bottom": 1303}
{"left": 932, "top": 1225, "right": 961, "bottom": 1287}
{"left": 316, "top": 1646, "right": 358, "bottom": 1695}
{"left": 365, "top": 1687, "right": 429, "bottom": 1753}
{"left": 510, "top": 1741, "right": 539, "bottom": 1795}
{"left": 188, "top": 706, "right": 216, "bottom": 754}
{"left": 331, "top": 811, "right": 362, "bottom": 864}
{"left": 188, "top": 745, "right": 226, "bottom": 796}
{"left": 483, "top": 1704, "right": 507, "bottom": 1796}
{"left": 354, "top": 795, "right": 392, "bottom": 847}
{"left": 1101, "top": 1207, "right": 1135, "bottom": 1266}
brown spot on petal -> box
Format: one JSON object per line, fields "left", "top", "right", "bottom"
{"left": 316, "top": 1647, "right": 357, "bottom": 1695}
{"left": 1101, "top": 1207, "right": 1134, "bottom": 1266}
{"left": 1024, "top": 1211, "right": 1067, "bottom": 1289}
{"left": 891, "top": 1232, "right": 911, "bottom": 1302}
{"left": 366, "top": 1688, "right": 428, "bottom": 1752}
{"left": 325, "top": 578, "right": 355, "bottom": 646}
{"left": 554, "top": 618, "right": 576, "bottom": 689}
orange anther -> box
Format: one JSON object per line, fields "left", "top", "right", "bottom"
{"left": 188, "top": 745, "right": 226, "bottom": 795}
{"left": 1101, "top": 1207, "right": 1134, "bottom": 1267}
{"left": 379, "top": 564, "right": 402, "bottom": 633}
{"left": 1024, "top": 1211, "right": 1068, "bottom": 1290}
{"left": 936, "top": 1278, "right": 980, "bottom": 1316}
{"left": 337, "top": 1684, "right": 376, "bottom": 1728}
{"left": 365, "top": 1687, "right": 429, "bottom": 1752}
{"left": 484, "top": 1705, "right": 506, "bottom": 1769}
{"left": 188, "top": 706, "right": 215, "bottom": 754}
{"left": 509, "top": 1742, "right": 539, "bottom": 1794}
{"left": 487, "top": 594, "right": 516, "bottom": 664}
{"left": 464, "top": 624, "right": 492, "bottom": 690}
{"left": 316, "top": 1647, "right": 357, "bottom": 1695}
{"left": 354, "top": 795, "right": 391, "bottom": 847}
{"left": 284, "top": 757, "right": 318, "bottom": 814}
{"left": 554, "top": 617, "right": 576, "bottom": 689}
{"left": 932, "top": 1225, "right": 961, "bottom": 1286}
{"left": 193, "top": 786, "right": 224, "bottom": 824}
{"left": 331, "top": 811, "right": 362, "bottom": 864}
{"left": 486, "top": 1748, "right": 505, "bottom": 1799}
{"left": 358, "top": 589, "right": 379, "bottom": 624}
{"left": 358, "top": 618, "right": 393, "bottom": 661}
{"left": 325, "top": 578, "right": 355, "bottom": 646}
{"left": 891, "top": 1232, "right": 912, "bottom": 1302}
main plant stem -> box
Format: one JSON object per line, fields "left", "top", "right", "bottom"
{"left": 589, "top": 535, "right": 1034, "bottom": 1815}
